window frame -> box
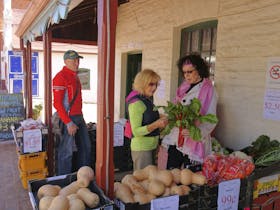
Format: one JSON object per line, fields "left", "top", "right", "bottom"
{"left": 179, "top": 20, "right": 218, "bottom": 83}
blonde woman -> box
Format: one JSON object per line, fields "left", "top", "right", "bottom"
{"left": 126, "top": 69, "right": 168, "bottom": 170}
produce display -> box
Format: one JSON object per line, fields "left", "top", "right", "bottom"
{"left": 114, "top": 165, "right": 207, "bottom": 205}
{"left": 241, "top": 135, "right": 280, "bottom": 167}
{"left": 37, "top": 166, "right": 99, "bottom": 210}
{"left": 202, "top": 154, "right": 255, "bottom": 186}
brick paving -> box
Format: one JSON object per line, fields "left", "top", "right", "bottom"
{"left": 0, "top": 140, "right": 33, "bottom": 210}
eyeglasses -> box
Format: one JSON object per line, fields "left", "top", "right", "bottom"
{"left": 182, "top": 70, "right": 195, "bottom": 75}
{"left": 148, "top": 82, "right": 158, "bottom": 87}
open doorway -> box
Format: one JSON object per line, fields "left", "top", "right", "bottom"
{"left": 125, "top": 53, "right": 142, "bottom": 97}
{"left": 124, "top": 53, "right": 142, "bottom": 117}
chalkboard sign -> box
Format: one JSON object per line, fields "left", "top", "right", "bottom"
{"left": 0, "top": 93, "right": 25, "bottom": 140}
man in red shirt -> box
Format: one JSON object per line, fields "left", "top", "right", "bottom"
{"left": 53, "top": 50, "right": 91, "bottom": 175}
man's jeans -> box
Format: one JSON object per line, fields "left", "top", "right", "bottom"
{"left": 57, "top": 115, "right": 91, "bottom": 175}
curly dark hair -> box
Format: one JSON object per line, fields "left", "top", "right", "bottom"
{"left": 177, "top": 53, "right": 210, "bottom": 78}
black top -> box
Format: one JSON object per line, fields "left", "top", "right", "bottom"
{"left": 127, "top": 94, "right": 160, "bottom": 137}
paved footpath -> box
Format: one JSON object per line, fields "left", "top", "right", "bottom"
{"left": 0, "top": 140, "right": 32, "bottom": 210}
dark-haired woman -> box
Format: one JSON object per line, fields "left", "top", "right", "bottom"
{"left": 161, "top": 53, "right": 218, "bottom": 171}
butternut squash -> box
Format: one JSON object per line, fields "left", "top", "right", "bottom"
{"left": 114, "top": 182, "right": 134, "bottom": 203}
{"left": 59, "top": 181, "right": 80, "bottom": 196}
{"left": 77, "top": 188, "right": 100, "bottom": 208}
{"left": 77, "top": 175, "right": 90, "bottom": 188}
{"left": 77, "top": 166, "right": 95, "bottom": 187}
{"left": 67, "top": 193, "right": 80, "bottom": 201}
{"left": 180, "top": 185, "right": 191, "bottom": 195}
{"left": 48, "top": 195, "right": 69, "bottom": 210}
{"left": 69, "top": 198, "right": 86, "bottom": 210}
{"left": 133, "top": 169, "right": 147, "bottom": 181}
{"left": 37, "top": 184, "right": 61, "bottom": 199}
{"left": 140, "top": 179, "right": 150, "bottom": 191}
{"left": 170, "top": 185, "right": 184, "bottom": 196}
{"left": 39, "top": 196, "right": 54, "bottom": 210}
{"left": 192, "top": 172, "right": 207, "bottom": 185}
{"left": 162, "top": 187, "right": 171, "bottom": 197}
{"left": 142, "top": 165, "right": 158, "bottom": 178}
{"left": 148, "top": 169, "right": 173, "bottom": 187}
{"left": 148, "top": 179, "right": 165, "bottom": 196}
{"left": 121, "top": 174, "right": 146, "bottom": 194}
{"left": 180, "top": 168, "right": 193, "bottom": 185}
{"left": 77, "top": 166, "right": 95, "bottom": 181}
{"left": 170, "top": 168, "right": 181, "bottom": 184}
{"left": 133, "top": 193, "right": 155, "bottom": 204}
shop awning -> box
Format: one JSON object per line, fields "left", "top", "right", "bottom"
{"left": 15, "top": 0, "right": 83, "bottom": 43}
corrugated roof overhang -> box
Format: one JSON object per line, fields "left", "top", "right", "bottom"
{"left": 15, "top": 0, "right": 83, "bottom": 43}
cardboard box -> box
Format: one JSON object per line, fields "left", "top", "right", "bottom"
{"left": 28, "top": 173, "right": 114, "bottom": 210}
{"left": 253, "top": 174, "right": 280, "bottom": 199}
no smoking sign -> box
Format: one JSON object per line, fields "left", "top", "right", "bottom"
{"left": 269, "top": 65, "right": 280, "bottom": 79}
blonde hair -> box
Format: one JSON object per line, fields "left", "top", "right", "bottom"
{"left": 133, "top": 69, "right": 161, "bottom": 95}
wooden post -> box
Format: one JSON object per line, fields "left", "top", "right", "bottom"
{"left": 96, "top": 0, "right": 117, "bottom": 198}
{"left": 26, "top": 41, "right": 33, "bottom": 118}
{"left": 43, "top": 29, "right": 55, "bottom": 176}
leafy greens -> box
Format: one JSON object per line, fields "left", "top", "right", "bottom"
{"left": 154, "top": 98, "right": 218, "bottom": 141}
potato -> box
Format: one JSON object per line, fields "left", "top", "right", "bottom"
{"left": 59, "top": 181, "right": 80, "bottom": 196}
{"left": 69, "top": 198, "right": 86, "bottom": 210}
{"left": 39, "top": 196, "right": 54, "bottom": 210}
{"left": 48, "top": 195, "right": 69, "bottom": 210}
{"left": 37, "top": 184, "right": 61, "bottom": 199}
{"left": 77, "top": 188, "right": 100, "bottom": 208}
{"left": 114, "top": 182, "right": 134, "bottom": 203}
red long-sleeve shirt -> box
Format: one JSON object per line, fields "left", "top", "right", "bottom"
{"left": 52, "top": 66, "right": 82, "bottom": 124}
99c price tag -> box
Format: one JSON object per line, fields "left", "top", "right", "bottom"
{"left": 218, "top": 179, "right": 240, "bottom": 210}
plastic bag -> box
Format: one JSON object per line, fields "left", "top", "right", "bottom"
{"left": 124, "top": 120, "right": 132, "bottom": 139}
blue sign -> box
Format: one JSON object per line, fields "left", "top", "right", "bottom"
{"left": 13, "top": 79, "right": 23, "bottom": 94}
{"left": 8, "top": 51, "right": 39, "bottom": 96}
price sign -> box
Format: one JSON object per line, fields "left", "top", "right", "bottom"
{"left": 151, "top": 195, "right": 179, "bottom": 210}
{"left": 23, "top": 129, "right": 42, "bottom": 153}
{"left": 218, "top": 179, "right": 240, "bottom": 210}
{"left": 263, "top": 89, "right": 280, "bottom": 121}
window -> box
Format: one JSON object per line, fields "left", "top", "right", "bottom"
{"left": 78, "top": 68, "right": 91, "bottom": 90}
{"left": 180, "top": 20, "right": 218, "bottom": 82}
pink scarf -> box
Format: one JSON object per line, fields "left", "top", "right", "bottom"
{"left": 175, "top": 78, "right": 214, "bottom": 162}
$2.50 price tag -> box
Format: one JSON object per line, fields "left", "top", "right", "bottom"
{"left": 218, "top": 179, "right": 240, "bottom": 210}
